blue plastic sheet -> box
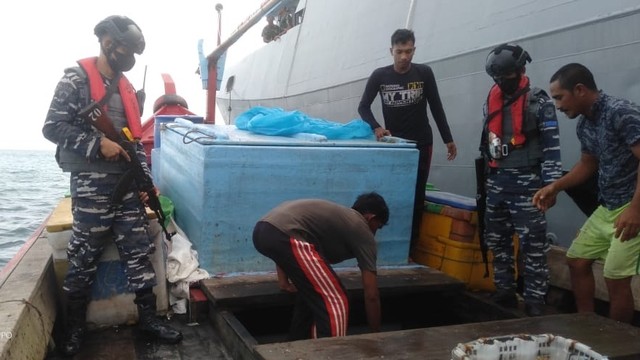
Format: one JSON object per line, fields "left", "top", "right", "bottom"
{"left": 235, "top": 106, "right": 374, "bottom": 140}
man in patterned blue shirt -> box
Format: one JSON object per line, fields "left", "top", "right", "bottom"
{"left": 534, "top": 63, "right": 640, "bottom": 323}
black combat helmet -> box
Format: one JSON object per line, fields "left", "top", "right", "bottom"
{"left": 485, "top": 44, "right": 531, "bottom": 78}
{"left": 94, "top": 15, "right": 145, "bottom": 55}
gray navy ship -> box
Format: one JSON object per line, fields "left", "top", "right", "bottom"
{"left": 217, "top": 0, "right": 640, "bottom": 246}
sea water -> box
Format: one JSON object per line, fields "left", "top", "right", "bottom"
{"left": 0, "top": 149, "right": 69, "bottom": 269}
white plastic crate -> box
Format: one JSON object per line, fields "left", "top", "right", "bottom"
{"left": 451, "top": 334, "right": 608, "bottom": 360}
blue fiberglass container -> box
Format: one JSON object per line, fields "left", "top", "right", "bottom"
{"left": 156, "top": 124, "right": 419, "bottom": 275}
{"left": 154, "top": 115, "right": 204, "bottom": 149}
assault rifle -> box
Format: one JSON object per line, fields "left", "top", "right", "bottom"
{"left": 475, "top": 156, "right": 490, "bottom": 278}
{"left": 77, "top": 77, "right": 173, "bottom": 241}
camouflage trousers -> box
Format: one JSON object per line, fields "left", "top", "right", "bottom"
{"left": 63, "top": 181, "right": 157, "bottom": 294}
{"left": 484, "top": 167, "right": 549, "bottom": 304}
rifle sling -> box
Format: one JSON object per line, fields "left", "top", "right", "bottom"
{"left": 98, "top": 72, "right": 123, "bottom": 108}
{"left": 111, "top": 169, "right": 136, "bottom": 205}
{"left": 485, "top": 85, "right": 530, "bottom": 123}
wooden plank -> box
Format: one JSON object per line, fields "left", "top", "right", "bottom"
{"left": 201, "top": 266, "right": 464, "bottom": 309}
{"left": 45, "top": 197, "right": 73, "bottom": 232}
{"left": 254, "top": 313, "right": 640, "bottom": 360}
{"left": 0, "top": 232, "right": 57, "bottom": 360}
{"left": 45, "top": 197, "right": 157, "bottom": 233}
{"left": 548, "top": 245, "right": 640, "bottom": 311}
{"left": 78, "top": 307, "right": 232, "bottom": 359}
{"left": 209, "top": 308, "right": 259, "bottom": 360}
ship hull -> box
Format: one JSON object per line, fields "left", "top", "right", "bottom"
{"left": 217, "top": 0, "right": 640, "bottom": 246}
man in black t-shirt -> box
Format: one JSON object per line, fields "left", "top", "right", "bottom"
{"left": 358, "top": 28, "right": 457, "bottom": 252}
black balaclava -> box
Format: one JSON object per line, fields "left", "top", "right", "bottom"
{"left": 496, "top": 73, "right": 521, "bottom": 95}
{"left": 104, "top": 43, "right": 136, "bottom": 72}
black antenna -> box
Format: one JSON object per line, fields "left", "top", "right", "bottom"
{"left": 226, "top": 75, "right": 235, "bottom": 125}
{"left": 142, "top": 65, "right": 148, "bottom": 91}
{"left": 136, "top": 65, "right": 148, "bottom": 115}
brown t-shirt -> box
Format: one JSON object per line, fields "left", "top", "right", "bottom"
{"left": 261, "top": 199, "right": 377, "bottom": 271}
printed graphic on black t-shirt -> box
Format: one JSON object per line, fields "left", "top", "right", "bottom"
{"left": 358, "top": 64, "right": 452, "bottom": 146}
{"left": 380, "top": 82, "right": 424, "bottom": 107}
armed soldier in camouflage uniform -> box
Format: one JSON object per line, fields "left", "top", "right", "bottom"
{"left": 534, "top": 63, "right": 640, "bottom": 324}
{"left": 480, "top": 44, "right": 562, "bottom": 316}
{"left": 42, "top": 15, "right": 182, "bottom": 356}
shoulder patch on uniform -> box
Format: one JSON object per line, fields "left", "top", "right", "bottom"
{"left": 530, "top": 87, "right": 549, "bottom": 101}
{"left": 543, "top": 103, "right": 556, "bottom": 119}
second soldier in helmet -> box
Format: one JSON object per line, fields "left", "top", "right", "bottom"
{"left": 480, "top": 44, "right": 563, "bottom": 316}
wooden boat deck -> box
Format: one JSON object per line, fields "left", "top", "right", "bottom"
{"left": 254, "top": 313, "right": 640, "bottom": 360}
{"left": 46, "top": 313, "right": 232, "bottom": 360}
{"left": 548, "top": 245, "right": 640, "bottom": 311}
{"left": 29, "top": 256, "right": 640, "bottom": 360}
{"left": 201, "top": 266, "right": 466, "bottom": 309}
{"left": 201, "top": 266, "right": 640, "bottom": 360}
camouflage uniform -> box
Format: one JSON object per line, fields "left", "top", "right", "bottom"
{"left": 43, "top": 67, "right": 156, "bottom": 294}
{"left": 483, "top": 87, "right": 562, "bottom": 304}
{"left": 577, "top": 92, "right": 640, "bottom": 210}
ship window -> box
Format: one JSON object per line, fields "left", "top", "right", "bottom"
{"left": 225, "top": 76, "right": 235, "bottom": 93}
{"left": 294, "top": 8, "right": 304, "bottom": 26}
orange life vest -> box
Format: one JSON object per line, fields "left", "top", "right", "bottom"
{"left": 487, "top": 76, "right": 529, "bottom": 147}
{"left": 77, "top": 57, "right": 142, "bottom": 139}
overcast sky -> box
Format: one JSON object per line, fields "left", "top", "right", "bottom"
{"left": 1, "top": 0, "right": 265, "bottom": 151}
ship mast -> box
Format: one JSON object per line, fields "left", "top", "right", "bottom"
{"left": 205, "top": 0, "right": 283, "bottom": 123}
{"left": 216, "top": 3, "right": 223, "bottom": 46}
{"left": 405, "top": 0, "right": 417, "bottom": 29}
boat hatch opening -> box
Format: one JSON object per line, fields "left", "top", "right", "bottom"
{"left": 201, "top": 268, "right": 518, "bottom": 346}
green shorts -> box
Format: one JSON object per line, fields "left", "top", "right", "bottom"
{"left": 567, "top": 203, "right": 640, "bottom": 279}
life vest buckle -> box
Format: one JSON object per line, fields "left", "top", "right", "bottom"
{"left": 501, "top": 144, "right": 509, "bottom": 157}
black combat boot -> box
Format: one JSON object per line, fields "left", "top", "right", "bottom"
{"left": 60, "top": 293, "right": 88, "bottom": 356}
{"left": 490, "top": 289, "right": 518, "bottom": 309}
{"left": 524, "top": 302, "right": 544, "bottom": 317}
{"left": 134, "top": 289, "right": 183, "bottom": 344}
